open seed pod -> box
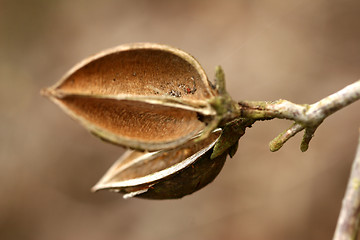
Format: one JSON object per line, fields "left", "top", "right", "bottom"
{"left": 42, "top": 43, "right": 249, "bottom": 199}
{"left": 42, "top": 43, "right": 217, "bottom": 151}
{"left": 92, "top": 129, "right": 228, "bottom": 199}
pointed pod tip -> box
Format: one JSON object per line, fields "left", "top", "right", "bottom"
{"left": 91, "top": 180, "right": 121, "bottom": 193}
{"left": 40, "top": 87, "right": 61, "bottom": 98}
{"left": 40, "top": 87, "right": 51, "bottom": 97}
{"left": 91, "top": 185, "right": 100, "bottom": 193}
{"left": 91, "top": 181, "right": 106, "bottom": 192}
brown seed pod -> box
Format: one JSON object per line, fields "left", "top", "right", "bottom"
{"left": 42, "top": 43, "right": 248, "bottom": 199}
{"left": 92, "top": 129, "right": 227, "bottom": 199}
{"left": 42, "top": 43, "right": 218, "bottom": 151}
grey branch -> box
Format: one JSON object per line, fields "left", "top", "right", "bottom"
{"left": 333, "top": 131, "right": 360, "bottom": 240}
{"left": 238, "top": 80, "right": 360, "bottom": 151}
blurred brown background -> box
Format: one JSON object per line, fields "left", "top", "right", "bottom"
{"left": 1, "top": 0, "right": 360, "bottom": 239}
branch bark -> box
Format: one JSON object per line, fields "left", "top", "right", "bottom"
{"left": 333, "top": 130, "right": 360, "bottom": 240}
{"left": 238, "top": 80, "right": 360, "bottom": 151}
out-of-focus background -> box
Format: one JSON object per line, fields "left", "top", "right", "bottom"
{"left": 1, "top": 0, "right": 360, "bottom": 239}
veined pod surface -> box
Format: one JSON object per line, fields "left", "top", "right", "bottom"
{"left": 42, "top": 43, "right": 218, "bottom": 151}
{"left": 92, "top": 129, "right": 227, "bottom": 199}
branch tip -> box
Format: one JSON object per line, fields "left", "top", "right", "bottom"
{"left": 239, "top": 80, "right": 360, "bottom": 152}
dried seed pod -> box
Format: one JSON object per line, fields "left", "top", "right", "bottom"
{"left": 42, "top": 43, "right": 218, "bottom": 151}
{"left": 42, "top": 43, "right": 249, "bottom": 199}
{"left": 92, "top": 129, "right": 227, "bottom": 199}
